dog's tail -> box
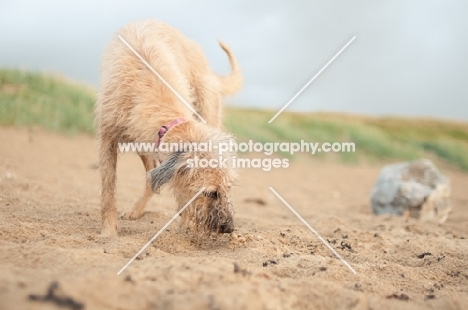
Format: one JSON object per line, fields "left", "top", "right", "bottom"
{"left": 218, "top": 41, "right": 242, "bottom": 95}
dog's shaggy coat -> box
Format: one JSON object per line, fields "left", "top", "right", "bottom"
{"left": 95, "top": 19, "right": 242, "bottom": 237}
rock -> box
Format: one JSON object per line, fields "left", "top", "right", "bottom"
{"left": 370, "top": 159, "right": 451, "bottom": 223}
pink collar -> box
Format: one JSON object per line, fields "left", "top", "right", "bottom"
{"left": 157, "top": 118, "right": 187, "bottom": 147}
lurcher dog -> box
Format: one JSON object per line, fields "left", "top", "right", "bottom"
{"left": 95, "top": 19, "right": 242, "bottom": 237}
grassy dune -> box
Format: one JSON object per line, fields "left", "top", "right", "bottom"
{"left": 225, "top": 108, "right": 468, "bottom": 169}
{"left": 0, "top": 68, "right": 95, "bottom": 134}
{"left": 1, "top": 68, "right": 468, "bottom": 170}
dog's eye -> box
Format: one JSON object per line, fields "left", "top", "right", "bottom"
{"left": 203, "top": 191, "right": 219, "bottom": 199}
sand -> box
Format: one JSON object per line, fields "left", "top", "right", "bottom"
{"left": 0, "top": 127, "right": 467, "bottom": 310}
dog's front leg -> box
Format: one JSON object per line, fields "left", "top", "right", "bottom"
{"left": 99, "top": 140, "right": 118, "bottom": 237}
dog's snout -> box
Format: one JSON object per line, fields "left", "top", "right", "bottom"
{"left": 219, "top": 223, "right": 234, "bottom": 233}
{"left": 208, "top": 212, "right": 234, "bottom": 234}
{"left": 211, "top": 221, "right": 234, "bottom": 233}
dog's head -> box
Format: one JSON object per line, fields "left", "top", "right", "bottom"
{"left": 148, "top": 130, "right": 237, "bottom": 235}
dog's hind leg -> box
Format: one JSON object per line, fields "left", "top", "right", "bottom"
{"left": 99, "top": 138, "right": 118, "bottom": 237}
{"left": 121, "top": 154, "right": 155, "bottom": 220}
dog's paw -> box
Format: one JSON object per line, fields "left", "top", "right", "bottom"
{"left": 120, "top": 210, "right": 143, "bottom": 220}
{"left": 100, "top": 225, "right": 118, "bottom": 238}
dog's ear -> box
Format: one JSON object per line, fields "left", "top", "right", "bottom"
{"left": 148, "top": 152, "right": 182, "bottom": 193}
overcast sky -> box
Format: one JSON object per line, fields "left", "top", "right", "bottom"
{"left": 1, "top": 0, "right": 467, "bottom": 120}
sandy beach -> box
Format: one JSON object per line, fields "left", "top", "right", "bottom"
{"left": 0, "top": 127, "right": 467, "bottom": 309}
